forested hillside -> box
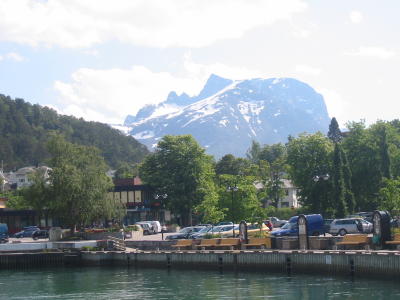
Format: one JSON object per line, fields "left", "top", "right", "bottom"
{"left": 0, "top": 94, "right": 149, "bottom": 170}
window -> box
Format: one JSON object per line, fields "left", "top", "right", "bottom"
{"left": 285, "top": 189, "right": 289, "bottom": 196}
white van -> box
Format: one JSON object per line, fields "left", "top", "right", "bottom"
{"left": 149, "top": 221, "right": 162, "bottom": 233}
{"left": 136, "top": 221, "right": 162, "bottom": 234}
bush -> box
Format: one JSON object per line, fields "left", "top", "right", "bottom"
{"left": 251, "top": 231, "right": 268, "bottom": 238}
{"left": 126, "top": 225, "right": 140, "bottom": 232}
{"left": 106, "top": 227, "right": 122, "bottom": 233}
{"left": 202, "top": 233, "right": 222, "bottom": 239}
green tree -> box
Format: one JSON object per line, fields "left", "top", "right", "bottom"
{"left": 379, "top": 178, "right": 400, "bottom": 214}
{"left": 378, "top": 126, "right": 392, "bottom": 179}
{"left": 259, "top": 143, "right": 286, "bottom": 164}
{"left": 1, "top": 190, "right": 26, "bottom": 210}
{"left": 343, "top": 121, "right": 383, "bottom": 211}
{"left": 215, "top": 154, "right": 253, "bottom": 176}
{"left": 327, "top": 117, "right": 342, "bottom": 143}
{"left": 246, "top": 140, "right": 261, "bottom": 163}
{"left": 341, "top": 147, "right": 356, "bottom": 214}
{"left": 44, "top": 135, "right": 121, "bottom": 233}
{"left": 287, "top": 133, "right": 333, "bottom": 215}
{"left": 332, "top": 143, "right": 348, "bottom": 218}
{"left": 19, "top": 169, "right": 52, "bottom": 224}
{"left": 139, "top": 135, "right": 216, "bottom": 226}
{"left": 217, "top": 174, "right": 262, "bottom": 223}
{"left": 114, "top": 162, "right": 139, "bottom": 179}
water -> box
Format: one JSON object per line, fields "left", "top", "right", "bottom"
{"left": 0, "top": 267, "right": 399, "bottom": 300}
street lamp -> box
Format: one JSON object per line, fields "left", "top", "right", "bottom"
{"left": 227, "top": 184, "right": 238, "bottom": 236}
{"left": 154, "top": 193, "right": 167, "bottom": 240}
{"left": 313, "top": 174, "right": 330, "bottom": 182}
{"left": 313, "top": 174, "right": 329, "bottom": 215}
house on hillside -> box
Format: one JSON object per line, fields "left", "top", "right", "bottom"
{"left": 110, "top": 176, "right": 171, "bottom": 225}
{"left": 255, "top": 179, "right": 300, "bottom": 208}
{"left": 5, "top": 166, "right": 51, "bottom": 189}
{"left": 0, "top": 169, "right": 9, "bottom": 192}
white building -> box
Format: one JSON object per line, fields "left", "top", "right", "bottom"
{"left": 5, "top": 166, "right": 51, "bottom": 189}
{"left": 255, "top": 179, "right": 300, "bottom": 208}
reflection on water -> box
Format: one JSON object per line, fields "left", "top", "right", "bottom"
{"left": 0, "top": 267, "right": 399, "bottom": 300}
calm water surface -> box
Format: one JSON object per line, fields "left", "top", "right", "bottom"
{"left": 0, "top": 267, "right": 398, "bottom": 300}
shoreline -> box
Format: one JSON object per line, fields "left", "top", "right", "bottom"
{"left": 1, "top": 249, "right": 399, "bottom": 280}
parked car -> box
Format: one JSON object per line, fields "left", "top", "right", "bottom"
{"left": 136, "top": 222, "right": 157, "bottom": 234}
{"left": 215, "top": 222, "right": 233, "bottom": 226}
{"left": 13, "top": 226, "right": 40, "bottom": 238}
{"left": 32, "top": 229, "right": 49, "bottom": 240}
{"left": 329, "top": 218, "right": 373, "bottom": 236}
{"left": 323, "top": 219, "right": 334, "bottom": 234}
{"left": 165, "top": 226, "right": 206, "bottom": 240}
{"left": 271, "top": 214, "right": 324, "bottom": 237}
{"left": 0, "top": 223, "right": 8, "bottom": 243}
{"left": 136, "top": 223, "right": 152, "bottom": 235}
{"left": 192, "top": 225, "right": 235, "bottom": 239}
{"left": 268, "top": 217, "right": 287, "bottom": 228}
{"left": 354, "top": 212, "right": 374, "bottom": 223}
{"left": 189, "top": 226, "right": 213, "bottom": 239}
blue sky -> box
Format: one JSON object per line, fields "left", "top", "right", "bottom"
{"left": 0, "top": 0, "right": 399, "bottom": 126}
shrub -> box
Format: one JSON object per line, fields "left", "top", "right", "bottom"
{"left": 251, "top": 231, "right": 268, "bottom": 238}
{"left": 126, "top": 225, "right": 140, "bottom": 231}
{"left": 202, "top": 233, "right": 222, "bottom": 239}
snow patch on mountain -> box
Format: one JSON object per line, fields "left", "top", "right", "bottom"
{"left": 121, "top": 75, "right": 330, "bottom": 158}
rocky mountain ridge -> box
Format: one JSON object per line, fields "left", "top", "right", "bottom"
{"left": 123, "top": 74, "right": 330, "bottom": 158}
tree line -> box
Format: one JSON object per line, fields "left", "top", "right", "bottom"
{"left": 0, "top": 94, "right": 149, "bottom": 170}
{"left": 4, "top": 114, "right": 400, "bottom": 230}
{"left": 139, "top": 118, "right": 400, "bottom": 226}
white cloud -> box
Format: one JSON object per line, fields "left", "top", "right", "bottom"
{"left": 0, "top": 0, "right": 307, "bottom": 48}
{"left": 183, "top": 53, "right": 264, "bottom": 81}
{"left": 349, "top": 11, "right": 363, "bottom": 24}
{"left": 53, "top": 55, "right": 267, "bottom": 123}
{"left": 5, "top": 52, "right": 24, "bottom": 61}
{"left": 0, "top": 52, "right": 25, "bottom": 62}
{"left": 54, "top": 66, "right": 204, "bottom": 123}
{"left": 294, "top": 64, "right": 321, "bottom": 76}
{"left": 345, "top": 46, "right": 396, "bottom": 59}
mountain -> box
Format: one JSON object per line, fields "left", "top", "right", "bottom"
{"left": 124, "top": 75, "right": 330, "bottom": 158}
{"left": 0, "top": 94, "right": 149, "bottom": 170}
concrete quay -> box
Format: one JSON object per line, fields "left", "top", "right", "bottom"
{"left": 0, "top": 247, "right": 399, "bottom": 280}
{"left": 80, "top": 249, "right": 400, "bottom": 279}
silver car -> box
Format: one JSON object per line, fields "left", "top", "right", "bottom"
{"left": 329, "top": 218, "right": 373, "bottom": 236}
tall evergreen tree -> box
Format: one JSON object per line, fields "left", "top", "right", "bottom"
{"left": 341, "top": 147, "right": 356, "bottom": 214}
{"left": 332, "top": 143, "right": 348, "bottom": 217}
{"left": 246, "top": 140, "right": 261, "bottom": 163}
{"left": 379, "top": 126, "right": 392, "bottom": 179}
{"left": 328, "top": 117, "right": 342, "bottom": 143}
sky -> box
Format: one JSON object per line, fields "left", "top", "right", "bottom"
{"left": 0, "top": 0, "right": 399, "bottom": 127}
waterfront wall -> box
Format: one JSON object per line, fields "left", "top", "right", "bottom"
{"left": 80, "top": 250, "right": 400, "bottom": 279}
{"left": 1, "top": 249, "right": 399, "bottom": 280}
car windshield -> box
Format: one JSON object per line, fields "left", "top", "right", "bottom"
{"left": 211, "top": 226, "right": 224, "bottom": 233}
{"left": 192, "top": 227, "right": 204, "bottom": 232}
{"left": 220, "top": 225, "right": 234, "bottom": 232}
{"left": 179, "top": 227, "right": 194, "bottom": 233}
{"left": 197, "top": 227, "right": 212, "bottom": 233}
{"left": 281, "top": 222, "right": 297, "bottom": 230}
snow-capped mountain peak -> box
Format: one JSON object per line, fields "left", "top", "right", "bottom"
{"left": 124, "top": 75, "right": 330, "bottom": 158}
